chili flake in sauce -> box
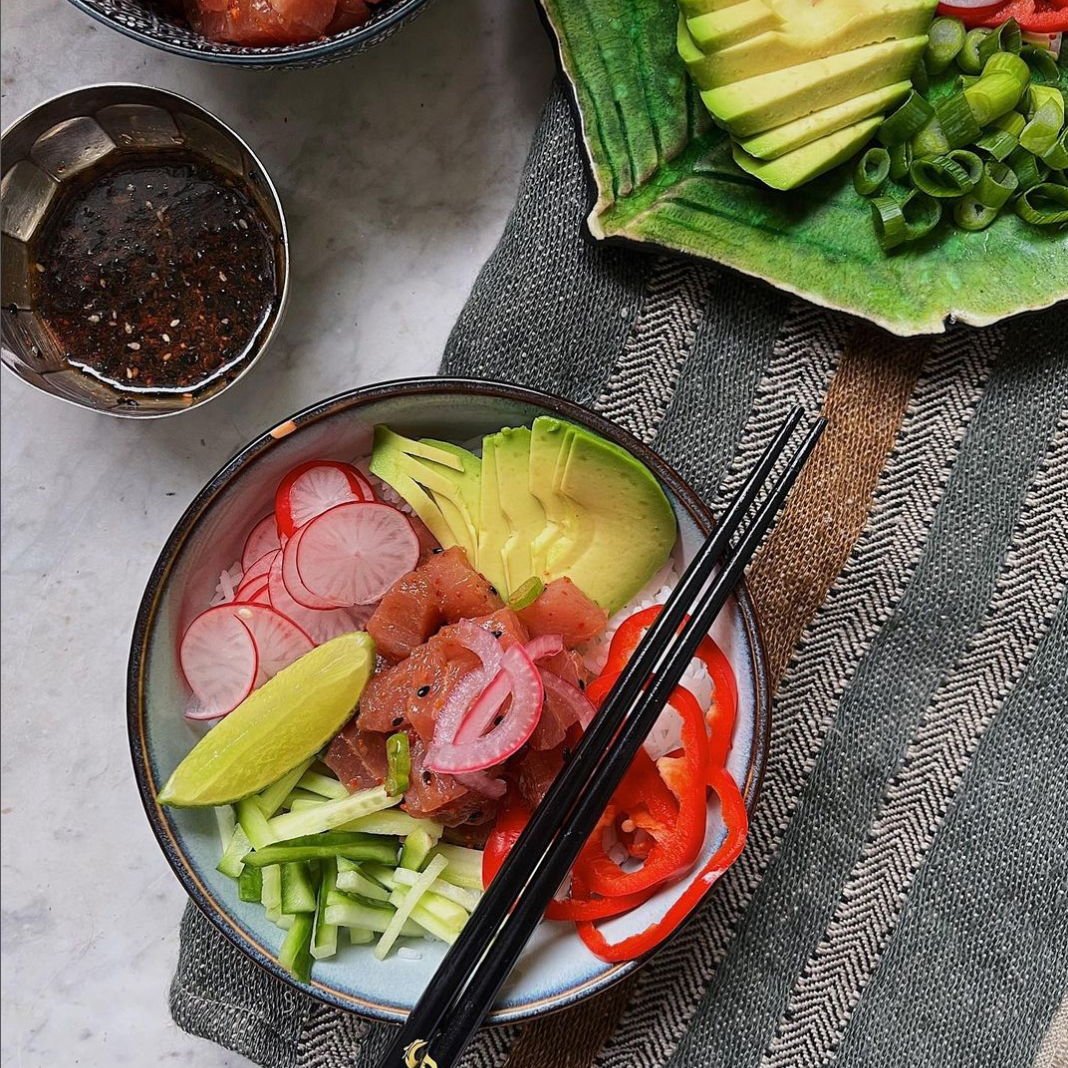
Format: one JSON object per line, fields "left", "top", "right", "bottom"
{"left": 31, "top": 155, "right": 279, "bottom": 394}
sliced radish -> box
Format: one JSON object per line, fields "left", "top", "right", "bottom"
{"left": 281, "top": 525, "right": 339, "bottom": 610}
{"left": 238, "top": 581, "right": 271, "bottom": 606}
{"left": 296, "top": 502, "right": 419, "bottom": 607}
{"left": 235, "top": 549, "right": 278, "bottom": 598}
{"left": 275, "top": 460, "right": 372, "bottom": 539}
{"left": 352, "top": 468, "right": 375, "bottom": 501}
{"left": 267, "top": 551, "right": 370, "bottom": 645}
{"left": 179, "top": 606, "right": 259, "bottom": 718}
{"left": 242, "top": 514, "right": 282, "bottom": 571}
{"left": 226, "top": 603, "right": 314, "bottom": 684}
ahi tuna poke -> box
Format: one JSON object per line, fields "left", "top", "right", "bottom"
{"left": 173, "top": 0, "right": 394, "bottom": 46}
{"left": 158, "top": 418, "right": 747, "bottom": 980}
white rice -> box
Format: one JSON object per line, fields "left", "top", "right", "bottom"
{"left": 208, "top": 562, "right": 244, "bottom": 606}
{"left": 579, "top": 560, "right": 716, "bottom": 762}
{"left": 397, "top": 946, "right": 423, "bottom": 961}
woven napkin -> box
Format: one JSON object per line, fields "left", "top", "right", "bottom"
{"left": 171, "top": 80, "right": 1068, "bottom": 1068}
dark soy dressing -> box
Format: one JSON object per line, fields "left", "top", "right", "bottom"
{"left": 31, "top": 154, "right": 279, "bottom": 396}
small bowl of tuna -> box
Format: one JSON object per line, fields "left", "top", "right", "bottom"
{"left": 128, "top": 377, "right": 769, "bottom": 1022}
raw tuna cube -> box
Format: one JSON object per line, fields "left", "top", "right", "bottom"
{"left": 518, "top": 577, "right": 607, "bottom": 648}
{"left": 404, "top": 736, "right": 499, "bottom": 827}
{"left": 421, "top": 547, "right": 504, "bottom": 622}
{"left": 185, "top": 0, "right": 336, "bottom": 45}
{"left": 324, "top": 721, "right": 389, "bottom": 792}
{"left": 366, "top": 569, "right": 442, "bottom": 663}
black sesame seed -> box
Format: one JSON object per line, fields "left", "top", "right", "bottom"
{"left": 578, "top": 679, "right": 586, "bottom": 691}
{"left": 493, "top": 715, "right": 504, "bottom": 727}
{"left": 416, "top": 685, "right": 431, "bottom": 698}
{"left": 488, "top": 586, "right": 498, "bottom": 596}
{"left": 391, "top": 716, "right": 404, "bottom": 728}
{"left": 492, "top": 630, "right": 503, "bottom": 639}
{"left": 562, "top": 747, "right": 573, "bottom": 762}
{"left": 432, "top": 547, "right": 444, "bottom": 554}
{"left": 422, "top": 770, "right": 432, "bottom": 784}
{"left": 468, "top": 811, "right": 482, "bottom": 822}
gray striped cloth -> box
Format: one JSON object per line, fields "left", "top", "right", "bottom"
{"left": 171, "top": 81, "right": 1068, "bottom": 1068}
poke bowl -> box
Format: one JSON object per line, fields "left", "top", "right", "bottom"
{"left": 64, "top": 0, "right": 435, "bottom": 68}
{"left": 128, "top": 378, "right": 770, "bottom": 1022}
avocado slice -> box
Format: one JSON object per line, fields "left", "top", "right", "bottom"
{"left": 545, "top": 422, "right": 676, "bottom": 614}
{"left": 476, "top": 436, "right": 512, "bottom": 597}
{"left": 486, "top": 426, "right": 548, "bottom": 594}
{"left": 736, "top": 81, "right": 909, "bottom": 160}
{"left": 528, "top": 418, "right": 577, "bottom": 577}
{"left": 370, "top": 427, "right": 480, "bottom": 560}
{"left": 701, "top": 35, "right": 927, "bottom": 136}
{"left": 686, "top": 1, "right": 782, "bottom": 52}
{"left": 731, "top": 115, "right": 884, "bottom": 189}
{"left": 684, "top": 0, "right": 936, "bottom": 88}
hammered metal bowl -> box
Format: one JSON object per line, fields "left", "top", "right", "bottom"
{"left": 1, "top": 84, "right": 289, "bottom": 418}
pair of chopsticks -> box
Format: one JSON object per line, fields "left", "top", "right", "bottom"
{"left": 378, "top": 405, "right": 825, "bottom": 1068}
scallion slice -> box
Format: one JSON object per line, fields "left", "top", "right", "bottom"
{"left": 974, "top": 128, "right": 1019, "bottom": 161}
{"left": 870, "top": 196, "right": 907, "bottom": 250}
{"left": 901, "top": 190, "right": 943, "bottom": 242}
{"left": 976, "top": 18, "right": 1022, "bottom": 67}
{"left": 958, "top": 28, "right": 993, "bottom": 75}
{"left": 1042, "top": 129, "right": 1068, "bottom": 171}
{"left": 935, "top": 91, "right": 982, "bottom": 148}
{"left": 964, "top": 72, "right": 1026, "bottom": 126}
{"left": 1019, "top": 86, "right": 1065, "bottom": 156}
{"left": 877, "top": 90, "right": 935, "bottom": 146}
{"left": 1009, "top": 146, "right": 1050, "bottom": 191}
{"left": 854, "top": 147, "right": 891, "bottom": 195}
{"left": 889, "top": 140, "right": 913, "bottom": 181}
{"left": 925, "top": 16, "right": 967, "bottom": 74}
{"left": 953, "top": 195, "right": 1000, "bottom": 231}
{"left": 1014, "top": 183, "right": 1068, "bottom": 225}
{"left": 946, "top": 150, "right": 984, "bottom": 188}
{"left": 980, "top": 51, "right": 1030, "bottom": 89}
{"left": 975, "top": 160, "right": 1019, "bottom": 208}
{"left": 993, "top": 110, "right": 1027, "bottom": 137}
{"left": 909, "top": 155, "right": 977, "bottom": 197}
{"left": 913, "top": 116, "right": 951, "bottom": 159}
{"left": 1019, "top": 44, "right": 1060, "bottom": 84}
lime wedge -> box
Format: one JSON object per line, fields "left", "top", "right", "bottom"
{"left": 158, "top": 631, "right": 375, "bottom": 808}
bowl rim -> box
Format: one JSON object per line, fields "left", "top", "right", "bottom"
{"left": 63, "top": 0, "right": 433, "bottom": 66}
{"left": 0, "top": 81, "right": 291, "bottom": 418}
{"left": 127, "top": 376, "right": 771, "bottom": 1023}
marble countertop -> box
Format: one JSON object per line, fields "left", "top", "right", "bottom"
{"left": 0, "top": 3, "right": 553, "bottom": 1063}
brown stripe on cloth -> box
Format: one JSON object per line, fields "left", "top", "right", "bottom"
{"left": 503, "top": 324, "right": 928, "bottom": 1068}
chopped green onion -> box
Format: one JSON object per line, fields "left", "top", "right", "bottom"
{"left": 1014, "top": 183, "right": 1068, "bottom": 225}
{"left": 507, "top": 576, "right": 545, "bottom": 611}
{"left": 958, "top": 28, "right": 992, "bottom": 75}
{"left": 854, "top": 147, "right": 891, "bottom": 195}
{"left": 385, "top": 731, "right": 410, "bottom": 797}
{"left": 975, "top": 161, "right": 1019, "bottom": 208}
{"left": 976, "top": 18, "right": 1022, "bottom": 67}
{"left": 911, "top": 54, "right": 930, "bottom": 94}
{"left": 1020, "top": 44, "right": 1060, "bottom": 84}
{"left": 1009, "top": 146, "right": 1050, "bottom": 191}
{"left": 1042, "top": 129, "right": 1068, "bottom": 170}
{"left": 913, "top": 116, "right": 951, "bottom": 159}
{"left": 901, "top": 191, "right": 943, "bottom": 242}
{"left": 1020, "top": 86, "right": 1065, "bottom": 156}
{"left": 974, "top": 128, "right": 1019, "bottom": 161}
{"left": 980, "top": 51, "right": 1030, "bottom": 89}
{"left": 993, "top": 111, "right": 1027, "bottom": 137}
{"left": 278, "top": 911, "right": 314, "bottom": 982}
{"left": 909, "top": 155, "right": 977, "bottom": 197}
{"left": 953, "top": 195, "right": 1000, "bottom": 230}
{"left": 870, "top": 196, "right": 907, "bottom": 250}
{"left": 956, "top": 74, "right": 980, "bottom": 90}
{"left": 965, "top": 72, "right": 1026, "bottom": 127}
{"left": 889, "top": 141, "right": 913, "bottom": 182}
{"left": 877, "top": 90, "right": 935, "bottom": 146}
{"left": 934, "top": 92, "right": 982, "bottom": 148}
{"left": 946, "top": 150, "right": 984, "bottom": 187}
{"left": 925, "top": 16, "right": 967, "bottom": 74}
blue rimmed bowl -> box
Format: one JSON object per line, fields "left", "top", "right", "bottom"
{"left": 65, "top": 0, "right": 434, "bottom": 69}
{"left": 128, "top": 378, "right": 769, "bottom": 1023}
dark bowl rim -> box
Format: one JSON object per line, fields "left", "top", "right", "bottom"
{"left": 63, "top": 0, "right": 433, "bottom": 66}
{"left": 127, "top": 376, "right": 771, "bottom": 1023}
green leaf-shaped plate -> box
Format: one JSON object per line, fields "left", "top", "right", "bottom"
{"left": 538, "top": 0, "right": 1068, "bottom": 335}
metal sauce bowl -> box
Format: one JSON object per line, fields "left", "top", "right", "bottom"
{"left": 1, "top": 83, "right": 290, "bottom": 418}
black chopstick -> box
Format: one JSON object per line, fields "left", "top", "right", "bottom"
{"left": 379, "top": 408, "right": 824, "bottom": 1068}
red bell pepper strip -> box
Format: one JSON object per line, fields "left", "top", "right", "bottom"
{"left": 938, "top": 0, "right": 1068, "bottom": 30}
{"left": 576, "top": 766, "right": 748, "bottom": 962}
{"left": 574, "top": 684, "right": 708, "bottom": 898}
